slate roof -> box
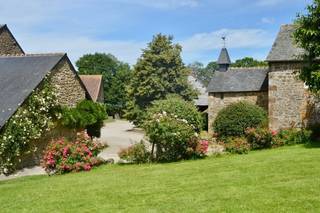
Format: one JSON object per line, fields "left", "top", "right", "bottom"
{"left": 217, "top": 48, "right": 231, "bottom": 65}
{"left": 207, "top": 68, "right": 268, "bottom": 93}
{"left": 266, "top": 24, "right": 304, "bottom": 62}
{"left": 188, "top": 75, "right": 208, "bottom": 106}
{"left": 80, "top": 75, "right": 103, "bottom": 102}
{"left": 0, "top": 54, "right": 65, "bottom": 129}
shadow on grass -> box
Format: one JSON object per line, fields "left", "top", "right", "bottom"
{"left": 305, "top": 140, "right": 320, "bottom": 149}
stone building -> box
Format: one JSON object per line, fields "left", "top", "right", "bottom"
{"left": 80, "top": 75, "right": 104, "bottom": 103}
{"left": 0, "top": 25, "right": 91, "bottom": 167}
{"left": 0, "top": 24, "right": 24, "bottom": 55}
{"left": 207, "top": 24, "right": 320, "bottom": 132}
{"left": 207, "top": 48, "right": 268, "bottom": 131}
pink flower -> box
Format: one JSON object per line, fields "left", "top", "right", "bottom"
{"left": 62, "top": 147, "right": 69, "bottom": 157}
{"left": 271, "top": 130, "right": 278, "bottom": 136}
{"left": 83, "top": 164, "right": 91, "bottom": 171}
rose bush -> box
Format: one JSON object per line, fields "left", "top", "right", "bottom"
{"left": 42, "top": 132, "right": 105, "bottom": 174}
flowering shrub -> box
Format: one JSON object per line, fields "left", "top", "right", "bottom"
{"left": 144, "top": 111, "right": 198, "bottom": 162}
{"left": 224, "top": 137, "right": 251, "bottom": 154}
{"left": 274, "top": 128, "right": 312, "bottom": 145}
{"left": 42, "top": 132, "right": 105, "bottom": 174}
{"left": 146, "top": 96, "right": 203, "bottom": 132}
{"left": 245, "top": 127, "right": 273, "bottom": 150}
{"left": 0, "top": 79, "right": 59, "bottom": 174}
{"left": 118, "top": 141, "right": 150, "bottom": 164}
{"left": 190, "top": 139, "right": 209, "bottom": 158}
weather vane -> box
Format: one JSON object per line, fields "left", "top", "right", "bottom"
{"left": 222, "top": 36, "right": 226, "bottom": 48}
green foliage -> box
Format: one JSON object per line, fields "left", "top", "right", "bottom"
{"left": 126, "top": 34, "right": 197, "bottom": 125}
{"left": 231, "top": 57, "right": 267, "bottom": 68}
{"left": 245, "top": 128, "right": 273, "bottom": 150}
{"left": 0, "top": 79, "right": 58, "bottom": 174}
{"left": 294, "top": 0, "right": 320, "bottom": 93}
{"left": 275, "top": 128, "right": 312, "bottom": 145}
{"left": 213, "top": 101, "right": 267, "bottom": 137}
{"left": 146, "top": 96, "right": 203, "bottom": 132}
{"left": 60, "top": 100, "right": 106, "bottom": 138}
{"left": 188, "top": 61, "right": 217, "bottom": 87}
{"left": 224, "top": 137, "right": 251, "bottom": 154}
{"left": 76, "top": 53, "right": 131, "bottom": 115}
{"left": 144, "top": 112, "right": 197, "bottom": 162}
{"left": 118, "top": 141, "right": 150, "bottom": 164}
{"left": 42, "top": 132, "right": 105, "bottom": 174}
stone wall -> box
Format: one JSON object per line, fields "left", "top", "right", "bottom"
{"left": 0, "top": 27, "right": 24, "bottom": 55}
{"left": 208, "top": 91, "right": 268, "bottom": 132}
{"left": 268, "top": 62, "right": 320, "bottom": 130}
{"left": 17, "top": 58, "right": 87, "bottom": 168}
{"left": 50, "top": 58, "right": 86, "bottom": 107}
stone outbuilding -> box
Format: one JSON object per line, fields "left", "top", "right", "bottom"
{"left": 80, "top": 75, "right": 104, "bottom": 103}
{"left": 0, "top": 25, "right": 91, "bottom": 167}
{"left": 207, "top": 48, "right": 268, "bottom": 131}
{"left": 207, "top": 24, "right": 320, "bottom": 132}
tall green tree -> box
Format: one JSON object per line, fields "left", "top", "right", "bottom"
{"left": 294, "top": 0, "right": 320, "bottom": 93}
{"left": 231, "top": 57, "right": 267, "bottom": 68}
{"left": 126, "top": 34, "right": 197, "bottom": 125}
{"left": 76, "top": 53, "right": 131, "bottom": 116}
{"left": 188, "top": 61, "right": 217, "bottom": 87}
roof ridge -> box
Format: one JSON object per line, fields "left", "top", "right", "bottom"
{"left": 229, "top": 67, "right": 268, "bottom": 70}
{"left": 0, "top": 53, "right": 65, "bottom": 58}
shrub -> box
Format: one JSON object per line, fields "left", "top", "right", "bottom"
{"left": 275, "top": 128, "right": 312, "bottom": 145}
{"left": 213, "top": 101, "right": 267, "bottom": 137}
{"left": 144, "top": 112, "right": 197, "bottom": 162}
{"left": 245, "top": 128, "right": 273, "bottom": 150}
{"left": 42, "top": 132, "right": 105, "bottom": 174}
{"left": 224, "top": 137, "right": 251, "bottom": 154}
{"left": 146, "top": 96, "right": 203, "bottom": 132}
{"left": 118, "top": 141, "right": 150, "bottom": 164}
{"left": 60, "top": 100, "right": 106, "bottom": 138}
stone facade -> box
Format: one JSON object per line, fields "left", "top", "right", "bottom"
{"left": 268, "top": 62, "right": 320, "bottom": 130}
{"left": 208, "top": 91, "right": 268, "bottom": 132}
{"left": 50, "top": 58, "right": 87, "bottom": 107}
{"left": 0, "top": 26, "right": 24, "bottom": 55}
{"left": 17, "top": 57, "right": 87, "bottom": 168}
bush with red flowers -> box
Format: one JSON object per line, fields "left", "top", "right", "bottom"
{"left": 42, "top": 132, "right": 105, "bottom": 174}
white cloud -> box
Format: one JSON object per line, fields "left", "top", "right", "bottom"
{"left": 20, "top": 34, "right": 146, "bottom": 66}
{"left": 261, "top": 17, "right": 275, "bottom": 24}
{"left": 181, "top": 28, "right": 273, "bottom": 53}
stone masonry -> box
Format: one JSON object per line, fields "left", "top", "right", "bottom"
{"left": 208, "top": 91, "right": 268, "bottom": 132}
{"left": 268, "top": 62, "right": 320, "bottom": 130}
{"left": 50, "top": 57, "right": 86, "bottom": 107}
{"left": 0, "top": 26, "right": 24, "bottom": 55}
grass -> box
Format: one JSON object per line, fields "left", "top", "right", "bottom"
{"left": 1, "top": 145, "right": 320, "bottom": 212}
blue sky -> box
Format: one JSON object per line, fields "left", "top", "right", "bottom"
{"left": 0, "top": 0, "right": 312, "bottom": 66}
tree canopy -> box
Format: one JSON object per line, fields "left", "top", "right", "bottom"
{"left": 76, "top": 53, "right": 131, "bottom": 116}
{"left": 188, "top": 61, "right": 217, "bottom": 87}
{"left": 294, "top": 0, "right": 320, "bottom": 93}
{"left": 126, "top": 34, "right": 197, "bottom": 125}
{"left": 231, "top": 57, "right": 267, "bottom": 68}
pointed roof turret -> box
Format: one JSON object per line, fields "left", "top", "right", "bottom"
{"left": 217, "top": 47, "right": 231, "bottom": 65}
{"left": 217, "top": 37, "right": 231, "bottom": 71}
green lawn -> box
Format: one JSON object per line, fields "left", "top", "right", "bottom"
{"left": 1, "top": 145, "right": 320, "bottom": 212}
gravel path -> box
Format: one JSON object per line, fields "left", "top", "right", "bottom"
{"left": 0, "top": 120, "right": 144, "bottom": 181}
{"left": 98, "top": 120, "right": 145, "bottom": 162}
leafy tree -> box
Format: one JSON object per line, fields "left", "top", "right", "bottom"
{"left": 76, "top": 53, "right": 131, "bottom": 116}
{"left": 231, "top": 57, "right": 267, "bottom": 68}
{"left": 294, "top": 0, "right": 320, "bottom": 93}
{"left": 188, "top": 61, "right": 217, "bottom": 87}
{"left": 126, "top": 34, "right": 197, "bottom": 125}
